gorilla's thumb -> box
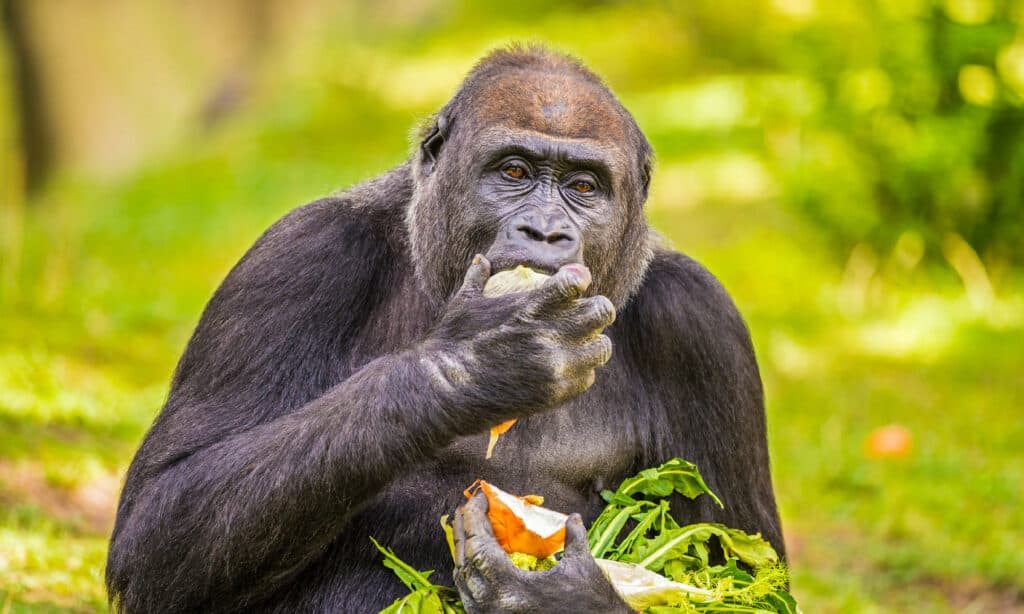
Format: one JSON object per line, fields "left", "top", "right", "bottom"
{"left": 562, "top": 513, "right": 591, "bottom": 559}
{"left": 458, "top": 254, "right": 491, "bottom": 298}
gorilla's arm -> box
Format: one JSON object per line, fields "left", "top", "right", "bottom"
{"left": 623, "top": 250, "right": 785, "bottom": 556}
{"left": 106, "top": 200, "right": 460, "bottom": 612}
{"left": 106, "top": 197, "right": 614, "bottom": 612}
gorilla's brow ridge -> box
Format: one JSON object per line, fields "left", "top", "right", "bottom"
{"left": 474, "top": 127, "right": 625, "bottom": 174}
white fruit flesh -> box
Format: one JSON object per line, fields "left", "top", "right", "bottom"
{"left": 595, "top": 559, "right": 714, "bottom": 609}
{"left": 487, "top": 483, "right": 568, "bottom": 539}
{"left": 483, "top": 265, "right": 551, "bottom": 297}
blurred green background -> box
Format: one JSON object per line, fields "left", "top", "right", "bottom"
{"left": 0, "top": 1, "right": 1022, "bottom": 612}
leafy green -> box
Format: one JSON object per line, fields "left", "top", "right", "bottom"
{"left": 616, "top": 459, "right": 724, "bottom": 508}
{"left": 633, "top": 523, "right": 777, "bottom": 573}
{"left": 370, "top": 538, "right": 464, "bottom": 614}
{"left": 585, "top": 460, "right": 798, "bottom": 612}
{"left": 509, "top": 552, "right": 558, "bottom": 571}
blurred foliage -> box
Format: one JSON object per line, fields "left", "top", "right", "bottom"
{"left": 0, "top": 1, "right": 1022, "bottom": 612}
{"left": 769, "top": 0, "right": 1024, "bottom": 265}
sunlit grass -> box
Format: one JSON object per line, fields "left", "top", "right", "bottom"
{"left": 0, "top": 512, "right": 108, "bottom": 611}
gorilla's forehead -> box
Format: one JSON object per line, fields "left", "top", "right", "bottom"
{"left": 468, "top": 71, "right": 632, "bottom": 143}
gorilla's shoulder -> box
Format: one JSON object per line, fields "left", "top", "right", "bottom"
{"left": 236, "top": 166, "right": 414, "bottom": 274}
{"left": 178, "top": 174, "right": 416, "bottom": 392}
{"left": 631, "top": 248, "right": 741, "bottom": 315}
{"left": 620, "top": 247, "right": 753, "bottom": 352}
{"left": 204, "top": 169, "right": 417, "bottom": 327}
{"left": 255, "top": 166, "right": 413, "bottom": 255}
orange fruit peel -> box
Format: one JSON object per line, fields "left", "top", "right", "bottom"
{"left": 464, "top": 480, "right": 567, "bottom": 558}
{"left": 485, "top": 419, "right": 517, "bottom": 459}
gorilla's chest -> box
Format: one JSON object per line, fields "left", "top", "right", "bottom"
{"left": 429, "top": 360, "right": 644, "bottom": 515}
{"left": 333, "top": 356, "right": 657, "bottom": 600}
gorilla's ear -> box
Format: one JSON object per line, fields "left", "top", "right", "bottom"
{"left": 419, "top": 110, "right": 453, "bottom": 176}
{"left": 640, "top": 157, "right": 652, "bottom": 200}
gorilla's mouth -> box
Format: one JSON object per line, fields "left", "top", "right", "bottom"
{"left": 496, "top": 263, "right": 555, "bottom": 276}
{"left": 487, "top": 256, "right": 564, "bottom": 277}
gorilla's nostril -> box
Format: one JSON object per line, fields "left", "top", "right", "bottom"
{"left": 547, "top": 232, "right": 574, "bottom": 245}
{"left": 516, "top": 225, "right": 547, "bottom": 242}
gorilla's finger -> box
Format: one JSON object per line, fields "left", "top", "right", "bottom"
{"left": 562, "top": 295, "right": 616, "bottom": 340}
{"left": 460, "top": 494, "right": 499, "bottom": 556}
{"left": 453, "top": 507, "right": 467, "bottom": 567}
{"left": 534, "top": 263, "right": 591, "bottom": 306}
{"left": 457, "top": 255, "right": 491, "bottom": 299}
{"left": 453, "top": 562, "right": 486, "bottom": 610}
{"left": 461, "top": 492, "right": 492, "bottom": 536}
{"left": 561, "top": 513, "right": 591, "bottom": 560}
{"left": 555, "top": 367, "right": 597, "bottom": 401}
{"left": 460, "top": 493, "right": 519, "bottom": 575}
{"left": 567, "top": 335, "right": 613, "bottom": 374}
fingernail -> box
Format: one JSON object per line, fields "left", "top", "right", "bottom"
{"left": 564, "top": 264, "right": 590, "bottom": 285}
{"left": 472, "top": 254, "right": 482, "bottom": 265}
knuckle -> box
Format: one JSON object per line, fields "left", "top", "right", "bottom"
{"left": 594, "top": 296, "right": 616, "bottom": 323}
{"left": 556, "top": 272, "right": 582, "bottom": 299}
{"left": 583, "top": 369, "right": 596, "bottom": 388}
{"left": 465, "top": 574, "right": 490, "bottom": 601}
{"left": 544, "top": 345, "right": 570, "bottom": 381}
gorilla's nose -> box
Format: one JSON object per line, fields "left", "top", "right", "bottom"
{"left": 509, "top": 212, "right": 581, "bottom": 260}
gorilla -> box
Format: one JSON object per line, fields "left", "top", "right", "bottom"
{"left": 106, "top": 46, "right": 784, "bottom": 613}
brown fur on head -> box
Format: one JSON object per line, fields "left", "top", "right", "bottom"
{"left": 407, "top": 44, "right": 655, "bottom": 309}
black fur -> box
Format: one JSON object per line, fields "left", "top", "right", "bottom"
{"left": 106, "top": 46, "right": 783, "bottom": 613}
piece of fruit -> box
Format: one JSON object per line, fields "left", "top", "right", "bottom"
{"left": 465, "top": 480, "right": 567, "bottom": 558}
{"left": 481, "top": 265, "right": 552, "bottom": 458}
{"left": 865, "top": 424, "right": 913, "bottom": 458}
{"left": 482, "top": 265, "right": 551, "bottom": 297}
{"left": 486, "top": 419, "right": 516, "bottom": 459}
{"left": 595, "top": 559, "right": 713, "bottom": 609}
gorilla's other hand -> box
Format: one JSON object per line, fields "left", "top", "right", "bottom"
{"left": 424, "top": 256, "right": 615, "bottom": 435}
{"left": 453, "top": 493, "right": 632, "bottom": 614}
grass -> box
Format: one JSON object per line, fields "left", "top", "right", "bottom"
{"left": 2, "top": 5, "right": 1023, "bottom": 612}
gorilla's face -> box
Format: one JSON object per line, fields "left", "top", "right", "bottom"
{"left": 409, "top": 69, "right": 653, "bottom": 309}
{"left": 473, "top": 128, "right": 619, "bottom": 276}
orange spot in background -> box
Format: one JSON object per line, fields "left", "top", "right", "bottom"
{"left": 865, "top": 424, "right": 913, "bottom": 458}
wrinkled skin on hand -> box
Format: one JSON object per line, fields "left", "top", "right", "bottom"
{"left": 426, "top": 255, "right": 616, "bottom": 435}
{"left": 453, "top": 493, "right": 632, "bottom": 614}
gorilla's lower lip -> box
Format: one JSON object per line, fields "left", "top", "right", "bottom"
{"left": 496, "top": 264, "right": 556, "bottom": 276}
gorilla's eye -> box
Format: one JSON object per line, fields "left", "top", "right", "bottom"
{"left": 571, "top": 180, "right": 596, "bottom": 194}
{"left": 502, "top": 164, "right": 527, "bottom": 180}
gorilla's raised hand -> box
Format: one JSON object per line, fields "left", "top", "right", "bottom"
{"left": 423, "top": 255, "right": 615, "bottom": 435}
{"left": 452, "top": 492, "right": 631, "bottom": 614}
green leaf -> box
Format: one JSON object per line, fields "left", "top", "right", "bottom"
{"left": 633, "top": 525, "right": 712, "bottom": 572}
{"left": 617, "top": 459, "right": 724, "bottom": 508}
{"left": 714, "top": 526, "right": 779, "bottom": 569}
{"left": 370, "top": 537, "right": 436, "bottom": 592}
{"left": 440, "top": 515, "right": 456, "bottom": 564}
{"left": 763, "top": 590, "right": 800, "bottom": 614}
{"left": 589, "top": 503, "right": 644, "bottom": 558}
{"left": 379, "top": 589, "right": 440, "bottom": 614}
{"left": 633, "top": 523, "right": 778, "bottom": 573}
{"left": 613, "top": 500, "right": 668, "bottom": 561}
